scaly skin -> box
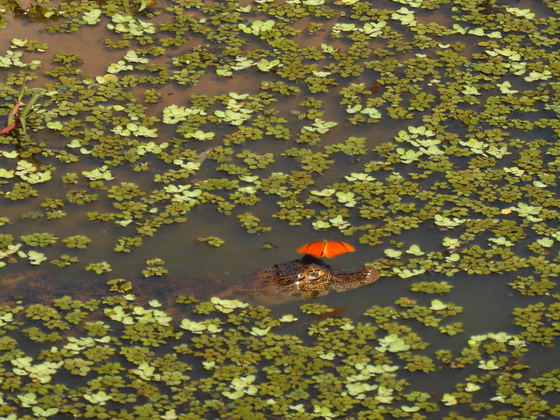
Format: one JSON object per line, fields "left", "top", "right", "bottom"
{"left": 235, "top": 257, "right": 380, "bottom": 299}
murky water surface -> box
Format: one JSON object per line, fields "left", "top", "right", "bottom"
{"left": 0, "top": 0, "right": 558, "bottom": 418}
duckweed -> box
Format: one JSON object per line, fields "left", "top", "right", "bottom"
{"left": 0, "top": 296, "right": 555, "bottom": 417}
{"left": 1, "top": 0, "right": 559, "bottom": 417}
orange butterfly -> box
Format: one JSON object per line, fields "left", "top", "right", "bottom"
{"left": 297, "top": 240, "right": 355, "bottom": 259}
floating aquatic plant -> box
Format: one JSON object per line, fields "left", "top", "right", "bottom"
{"left": 0, "top": 0, "right": 559, "bottom": 416}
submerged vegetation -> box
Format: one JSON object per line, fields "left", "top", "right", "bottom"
{"left": 0, "top": 0, "right": 559, "bottom": 417}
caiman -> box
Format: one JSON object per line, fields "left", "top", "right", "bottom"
{"left": 0, "top": 257, "right": 380, "bottom": 305}
{"left": 228, "top": 255, "right": 380, "bottom": 300}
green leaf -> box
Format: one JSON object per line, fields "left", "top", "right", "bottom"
{"left": 536, "top": 237, "right": 554, "bottom": 248}
{"left": 11, "top": 38, "right": 28, "bottom": 48}
{"left": 478, "top": 360, "right": 500, "bottom": 370}
{"left": 465, "top": 383, "right": 481, "bottom": 392}
{"left": 406, "top": 244, "right": 424, "bottom": 256}
{"left": 430, "top": 300, "right": 447, "bottom": 311}
{"left": 250, "top": 326, "right": 270, "bottom": 336}
{"left": 83, "top": 9, "right": 102, "bottom": 25}
{"left": 32, "top": 407, "right": 60, "bottom": 417}
{"left": 47, "top": 121, "right": 63, "bottom": 130}
{"left": 384, "top": 249, "right": 402, "bottom": 259}
{"left": 442, "top": 393, "right": 457, "bottom": 406}
{"left": 401, "top": 405, "right": 420, "bottom": 413}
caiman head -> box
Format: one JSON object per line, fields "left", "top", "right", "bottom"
{"left": 249, "top": 258, "right": 380, "bottom": 299}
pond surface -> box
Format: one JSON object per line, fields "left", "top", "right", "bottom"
{"left": 0, "top": 0, "right": 559, "bottom": 418}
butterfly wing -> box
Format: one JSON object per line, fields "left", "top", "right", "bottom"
{"left": 297, "top": 241, "right": 327, "bottom": 258}
{"left": 323, "top": 241, "right": 355, "bottom": 258}
{"left": 297, "top": 240, "right": 355, "bottom": 258}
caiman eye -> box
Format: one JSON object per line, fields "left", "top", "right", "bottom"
{"left": 307, "top": 269, "right": 324, "bottom": 280}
